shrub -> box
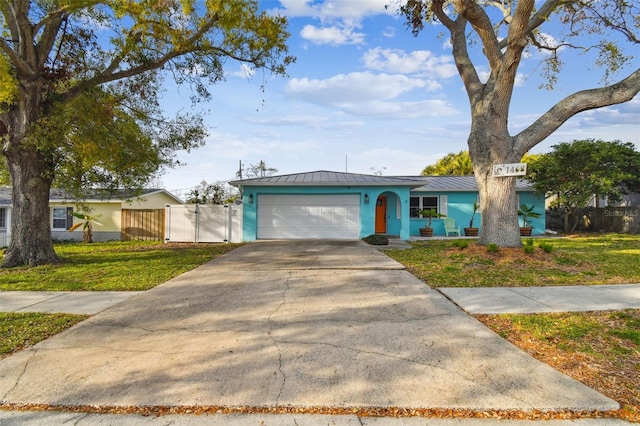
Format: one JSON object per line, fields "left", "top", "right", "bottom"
{"left": 487, "top": 243, "right": 499, "bottom": 253}
{"left": 453, "top": 240, "right": 469, "bottom": 249}
{"left": 362, "top": 234, "right": 389, "bottom": 245}
{"left": 523, "top": 245, "right": 535, "bottom": 254}
{"left": 524, "top": 238, "right": 534, "bottom": 247}
{"left": 539, "top": 242, "right": 555, "bottom": 253}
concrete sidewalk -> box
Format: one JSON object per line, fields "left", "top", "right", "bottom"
{"left": 0, "top": 241, "right": 626, "bottom": 424}
{"left": 0, "top": 411, "right": 633, "bottom": 425}
{"left": 1, "top": 285, "right": 638, "bottom": 316}
{"left": 0, "top": 291, "right": 143, "bottom": 315}
{"left": 439, "top": 284, "right": 640, "bottom": 314}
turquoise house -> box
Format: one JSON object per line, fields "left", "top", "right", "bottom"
{"left": 230, "top": 171, "right": 544, "bottom": 241}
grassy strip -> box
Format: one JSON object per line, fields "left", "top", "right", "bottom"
{"left": 0, "top": 241, "right": 242, "bottom": 291}
{"left": 386, "top": 234, "right": 640, "bottom": 287}
{"left": 0, "top": 312, "right": 88, "bottom": 358}
{"left": 476, "top": 310, "right": 640, "bottom": 421}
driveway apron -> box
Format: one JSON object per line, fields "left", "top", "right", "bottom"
{"left": 0, "top": 241, "right": 617, "bottom": 411}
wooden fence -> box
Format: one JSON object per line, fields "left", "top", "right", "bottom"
{"left": 546, "top": 207, "right": 640, "bottom": 234}
{"left": 164, "top": 204, "right": 243, "bottom": 243}
{"left": 121, "top": 209, "right": 165, "bottom": 241}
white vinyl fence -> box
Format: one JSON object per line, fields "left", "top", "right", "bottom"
{"left": 165, "top": 204, "right": 243, "bottom": 243}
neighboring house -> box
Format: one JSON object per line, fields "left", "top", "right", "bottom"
{"left": 0, "top": 189, "right": 10, "bottom": 247}
{"left": 230, "top": 170, "right": 544, "bottom": 242}
{"left": 0, "top": 188, "right": 183, "bottom": 246}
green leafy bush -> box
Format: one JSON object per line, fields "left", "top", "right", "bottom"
{"left": 452, "top": 240, "right": 469, "bottom": 249}
{"left": 523, "top": 245, "right": 535, "bottom": 254}
{"left": 487, "top": 243, "right": 499, "bottom": 253}
{"left": 539, "top": 242, "right": 555, "bottom": 253}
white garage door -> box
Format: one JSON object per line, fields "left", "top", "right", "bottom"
{"left": 257, "top": 194, "right": 361, "bottom": 239}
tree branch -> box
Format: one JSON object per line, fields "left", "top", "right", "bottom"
{"left": 453, "top": 0, "right": 502, "bottom": 71}
{"left": 514, "top": 68, "right": 640, "bottom": 153}
{"left": 60, "top": 12, "right": 221, "bottom": 104}
{"left": 496, "top": 0, "right": 569, "bottom": 51}
{"left": 431, "top": 1, "right": 482, "bottom": 101}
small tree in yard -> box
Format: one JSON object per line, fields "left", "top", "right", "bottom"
{"left": 528, "top": 139, "right": 640, "bottom": 232}
{"left": 0, "top": 1, "right": 293, "bottom": 267}
{"left": 238, "top": 160, "right": 279, "bottom": 179}
{"left": 68, "top": 212, "right": 103, "bottom": 244}
{"left": 421, "top": 150, "right": 474, "bottom": 176}
{"left": 186, "top": 180, "right": 236, "bottom": 205}
{"left": 398, "top": 0, "right": 640, "bottom": 247}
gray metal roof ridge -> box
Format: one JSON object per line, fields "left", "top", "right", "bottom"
{"left": 229, "top": 171, "right": 533, "bottom": 191}
{"left": 230, "top": 170, "right": 425, "bottom": 187}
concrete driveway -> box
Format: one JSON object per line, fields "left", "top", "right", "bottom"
{"left": 0, "top": 241, "right": 616, "bottom": 412}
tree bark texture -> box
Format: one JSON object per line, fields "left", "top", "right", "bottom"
{"left": 468, "top": 112, "right": 523, "bottom": 247}
{"left": 429, "top": 0, "right": 640, "bottom": 247}
{"left": 2, "top": 81, "right": 60, "bottom": 267}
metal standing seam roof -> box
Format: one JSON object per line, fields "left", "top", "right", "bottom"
{"left": 230, "top": 170, "right": 425, "bottom": 187}
{"left": 230, "top": 171, "right": 534, "bottom": 191}
{"left": 402, "top": 175, "right": 534, "bottom": 192}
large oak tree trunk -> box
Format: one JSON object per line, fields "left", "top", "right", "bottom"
{"left": 469, "top": 116, "right": 524, "bottom": 247}
{"left": 3, "top": 147, "right": 59, "bottom": 267}
{"left": 1, "top": 84, "right": 59, "bottom": 268}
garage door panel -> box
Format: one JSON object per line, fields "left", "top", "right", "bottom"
{"left": 257, "top": 194, "right": 360, "bottom": 239}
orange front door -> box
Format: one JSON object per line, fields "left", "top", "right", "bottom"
{"left": 375, "top": 196, "right": 387, "bottom": 233}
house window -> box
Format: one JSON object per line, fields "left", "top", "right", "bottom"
{"left": 52, "top": 207, "right": 73, "bottom": 230}
{"left": 410, "top": 196, "right": 439, "bottom": 218}
{"left": 0, "top": 208, "right": 5, "bottom": 229}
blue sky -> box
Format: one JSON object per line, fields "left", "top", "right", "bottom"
{"left": 158, "top": 0, "right": 640, "bottom": 195}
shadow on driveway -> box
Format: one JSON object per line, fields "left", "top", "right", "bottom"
{"left": 0, "top": 241, "right": 617, "bottom": 412}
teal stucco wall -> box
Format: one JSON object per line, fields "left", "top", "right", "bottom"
{"left": 240, "top": 185, "right": 412, "bottom": 241}
{"left": 409, "top": 190, "right": 545, "bottom": 236}
{"left": 239, "top": 184, "right": 545, "bottom": 241}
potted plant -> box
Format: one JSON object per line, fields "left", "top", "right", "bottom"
{"left": 517, "top": 203, "right": 541, "bottom": 236}
{"left": 418, "top": 208, "right": 446, "bottom": 237}
{"left": 464, "top": 200, "right": 480, "bottom": 236}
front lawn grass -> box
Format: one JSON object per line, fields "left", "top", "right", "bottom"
{"left": 0, "top": 312, "right": 88, "bottom": 358}
{"left": 476, "top": 310, "right": 640, "bottom": 421}
{"left": 386, "top": 233, "right": 639, "bottom": 421}
{"left": 0, "top": 241, "right": 242, "bottom": 291}
{"left": 386, "top": 234, "right": 640, "bottom": 287}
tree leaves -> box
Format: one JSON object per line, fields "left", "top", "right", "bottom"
{"left": 528, "top": 139, "right": 640, "bottom": 209}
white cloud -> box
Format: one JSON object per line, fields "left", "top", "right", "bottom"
{"left": 274, "top": 1, "right": 393, "bottom": 46}
{"left": 275, "top": 0, "right": 392, "bottom": 21}
{"left": 382, "top": 26, "right": 396, "bottom": 38}
{"left": 345, "top": 148, "right": 441, "bottom": 176}
{"left": 362, "top": 48, "right": 458, "bottom": 79}
{"left": 476, "top": 67, "right": 528, "bottom": 86}
{"left": 246, "top": 114, "right": 365, "bottom": 130}
{"left": 229, "top": 64, "right": 256, "bottom": 79}
{"left": 339, "top": 99, "right": 457, "bottom": 119}
{"left": 284, "top": 72, "right": 458, "bottom": 119}
{"left": 300, "top": 24, "right": 365, "bottom": 45}
{"left": 285, "top": 72, "right": 430, "bottom": 104}
{"left": 537, "top": 32, "right": 561, "bottom": 50}
{"left": 579, "top": 99, "right": 640, "bottom": 127}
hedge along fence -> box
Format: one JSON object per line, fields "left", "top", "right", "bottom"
{"left": 546, "top": 207, "right": 640, "bottom": 234}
